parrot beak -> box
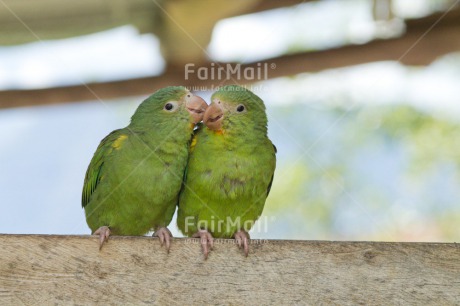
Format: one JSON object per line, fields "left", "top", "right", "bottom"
{"left": 185, "top": 94, "right": 208, "bottom": 124}
{"left": 203, "top": 100, "right": 224, "bottom": 131}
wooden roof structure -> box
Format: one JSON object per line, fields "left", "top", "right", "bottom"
{"left": 0, "top": 0, "right": 459, "bottom": 108}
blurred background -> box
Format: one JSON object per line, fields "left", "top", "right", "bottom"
{"left": 0, "top": 0, "right": 459, "bottom": 242}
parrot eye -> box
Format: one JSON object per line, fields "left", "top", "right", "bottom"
{"left": 164, "top": 101, "right": 179, "bottom": 112}
{"left": 236, "top": 104, "right": 245, "bottom": 113}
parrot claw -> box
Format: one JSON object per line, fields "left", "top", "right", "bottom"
{"left": 94, "top": 226, "right": 111, "bottom": 250}
{"left": 192, "top": 229, "right": 214, "bottom": 260}
{"left": 153, "top": 227, "right": 173, "bottom": 253}
{"left": 234, "top": 230, "right": 250, "bottom": 257}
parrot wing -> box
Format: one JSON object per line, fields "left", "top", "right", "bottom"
{"left": 266, "top": 143, "right": 277, "bottom": 197}
{"left": 82, "top": 129, "right": 124, "bottom": 208}
{"left": 178, "top": 123, "right": 203, "bottom": 202}
{"left": 189, "top": 122, "right": 203, "bottom": 153}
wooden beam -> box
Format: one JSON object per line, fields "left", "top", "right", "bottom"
{"left": 0, "top": 235, "right": 459, "bottom": 305}
{"left": 242, "top": 0, "right": 310, "bottom": 15}
{"left": 1, "top": 8, "right": 459, "bottom": 108}
{"left": 0, "top": 0, "right": 308, "bottom": 45}
{"left": 0, "top": 0, "right": 162, "bottom": 44}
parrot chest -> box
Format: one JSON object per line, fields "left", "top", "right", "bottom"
{"left": 178, "top": 132, "right": 275, "bottom": 238}
{"left": 196, "top": 141, "right": 273, "bottom": 205}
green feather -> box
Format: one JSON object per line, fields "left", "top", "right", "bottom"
{"left": 82, "top": 129, "right": 123, "bottom": 208}
{"left": 178, "top": 85, "right": 276, "bottom": 238}
{"left": 82, "top": 86, "right": 196, "bottom": 235}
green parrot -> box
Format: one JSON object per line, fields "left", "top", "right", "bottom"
{"left": 177, "top": 85, "right": 276, "bottom": 258}
{"left": 82, "top": 86, "right": 207, "bottom": 250}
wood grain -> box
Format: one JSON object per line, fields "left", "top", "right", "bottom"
{"left": 0, "top": 234, "right": 459, "bottom": 305}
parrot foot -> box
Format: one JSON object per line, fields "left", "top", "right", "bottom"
{"left": 234, "top": 230, "right": 250, "bottom": 257}
{"left": 153, "top": 227, "right": 173, "bottom": 253}
{"left": 94, "top": 226, "right": 111, "bottom": 250}
{"left": 192, "top": 229, "right": 214, "bottom": 260}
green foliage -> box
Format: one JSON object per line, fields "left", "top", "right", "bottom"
{"left": 258, "top": 103, "right": 460, "bottom": 241}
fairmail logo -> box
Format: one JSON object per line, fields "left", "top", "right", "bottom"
{"left": 183, "top": 215, "right": 275, "bottom": 234}
{"left": 184, "top": 62, "right": 275, "bottom": 81}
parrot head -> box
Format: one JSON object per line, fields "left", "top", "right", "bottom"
{"left": 130, "top": 86, "right": 207, "bottom": 129}
{"left": 204, "top": 85, "right": 267, "bottom": 133}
